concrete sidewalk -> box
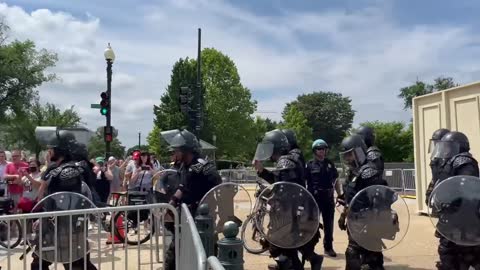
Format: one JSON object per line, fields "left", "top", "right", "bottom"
{"left": 0, "top": 190, "right": 439, "bottom": 270}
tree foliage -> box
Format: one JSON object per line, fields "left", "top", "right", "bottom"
{"left": 2, "top": 102, "right": 82, "bottom": 159}
{"left": 87, "top": 127, "right": 125, "bottom": 159}
{"left": 152, "top": 48, "right": 257, "bottom": 161}
{"left": 0, "top": 21, "right": 58, "bottom": 121}
{"left": 283, "top": 91, "right": 354, "bottom": 149}
{"left": 146, "top": 125, "right": 174, "bottom": 162}
{"left": 357, "top": 121, "right": 413, "bottom": 162}
{"left": 279, "top": 106, "right": 313, "bottom": 160}
{"left": 398, "top": 76, "right": 458, "bottom": 110}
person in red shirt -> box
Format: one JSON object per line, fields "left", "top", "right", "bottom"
{"left": 4, "top": 150, "right": 29, "bottom": 212}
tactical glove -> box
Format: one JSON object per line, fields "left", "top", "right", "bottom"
{"left": 338, "top": 212, "right": 347, "bottom": 231}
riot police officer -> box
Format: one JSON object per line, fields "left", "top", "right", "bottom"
{"left": 162, "top": 129, "right": 222, "bottom": 270}
{"left": 32, "top": 127, "right": 97, "bottom": 270}
{"left": 305, "top": 139, "right": 338, "bottom": 257}
{"left": 424, "top": 128, "right": 450, "bottom": 205}
{"left": 356, "top": 126, "right": 384, "bottom": 174}
{"left": 281, "top": 129, "right": 306, "bottom": 173}
{"left": 428, "top": 131, "right": 479, "bottom": 269}
{"left": 254, "top": 129, "right": 323, "bottom": 270}
{"left": 338, "top": 134, "right": 387, "bottom": 270}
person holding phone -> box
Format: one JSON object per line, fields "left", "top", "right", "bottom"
{"left": 16, "top": 160, "right": 46, "bottom": 213}
{"left": 130, "top": 152, "right": 160, "bottom": 192}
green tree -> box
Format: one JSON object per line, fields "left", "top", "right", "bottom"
{"left": 3, "top": 102, "right": 82, "bottom": 158}
{"left": 153, "top": 48, "right": 257, "bottom": 161}
{"left": 398, "top": 76, "right": 458, "bottom": 110}
{"left": 284, "top": 91, "right": 355, "bottom": 149}
{"left": 279, "top": 106, "right": 313, "bottom": 160}
{"left": 201, "top": 48, "right": 257, "bottom": 160}
{"left": 0, "top": 22, "right": 58, "bottom": 121}
{"left": 87, "top": 127, "right": 125, "bottom": 159}
{"left": 358, "top": 121, "right": 413, "bottom": 162}
{"left": 153, "top": 58, "right": 196, "bottom": 131}
{"left": 146, "top": 125, "right": 171, "bottom": 161}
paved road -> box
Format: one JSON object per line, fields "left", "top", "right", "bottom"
{"left": 0, "top": 186, "right": 441, "bottom": 270}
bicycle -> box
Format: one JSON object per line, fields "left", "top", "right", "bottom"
{"left": 240, "top": 180, "right": 271, "bottom": 254}
{"left": 112, "top": 190, "right": 156, "bottom": 245}
{"left": 0, "top": 196, "right": 22, "bottom": 249}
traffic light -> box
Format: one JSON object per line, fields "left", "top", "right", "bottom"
{"left": 179, "top": 86, "right": 191, "bottom": 114}
{"left": 100, "top": 92, "right": 109, "bottom": 116}
{"left": 104, "top": 126, "right": 113, "bottom": 142}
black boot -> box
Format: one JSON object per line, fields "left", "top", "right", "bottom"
{"left": 324, "top": 247, "right": 337, "bottom": 257}
{"left": 310, "top": 254, "right": 324, "bottom": 270}
{"left": 268, "top": 255, "right": 292, "bottom": 270}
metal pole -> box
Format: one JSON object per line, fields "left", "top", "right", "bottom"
{"left": 195, "top": 28, "right": 202, "bottom": 137}
{"left": 106, "top": 59, "right": 112, "bottom": 159}
{"left": 138, "top": 132, "right": 141, "bottom": 148}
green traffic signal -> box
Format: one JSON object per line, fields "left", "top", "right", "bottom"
{"left": 101, "top": 108, "right": 108, "bottom": 115}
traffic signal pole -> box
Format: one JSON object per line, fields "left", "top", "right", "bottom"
{"left": 106, "top": 59, "right": 112, "bottom": 158}
{"left": 195, "top": 28, "right": 202, "bottom": 137}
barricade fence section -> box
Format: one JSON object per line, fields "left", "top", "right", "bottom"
{"left": 0, "top": 203, "right": 179, "bottom": 270}
{"left": 220, "top": 168, "right": 417, "bottom": 196}
{"left": 178, "top": 203, "right": 207, "bottom": 270}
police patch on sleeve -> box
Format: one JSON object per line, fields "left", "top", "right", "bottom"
{"left": 452, "top": 155, "right": 474, "bottom": 169}
{"left": 360, "top": 166, "right": 379, "bottom": 179}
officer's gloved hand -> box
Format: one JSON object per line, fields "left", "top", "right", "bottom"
{"left": 338, "top": 212, "right": 347, "bottom": 231}
{"left": 336, "top": 193, "right": 346, "bottom": 207}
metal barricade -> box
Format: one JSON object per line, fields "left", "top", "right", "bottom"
{"left": 383, "top": 169, "right": 405, "bottom": 192}
{"left": 402, "top": 169, "right": 416, "bottom": 194}
{"left": 0, "top": 203, "right": 178, "bottom": 270}
{"left": 207, "top": 256, "right": 225, "bottom": 270}
{"left": 178, "top": 203, "right": 207, "bottom": 270}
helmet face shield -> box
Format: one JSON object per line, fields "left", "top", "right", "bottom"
{"left": 340, "top": 147, "right": 366, "bottom": 169}
{"left": 254, "top": 142, "right": 274, "bottom": 161}
{"left": 431, "top": 141, "right": 460, "bottom": 159}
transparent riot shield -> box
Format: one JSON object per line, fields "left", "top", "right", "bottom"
{"left": 255, "top": 182, "right": 320, "bottom": 249}
{"left": 198, "top": 183, "right": 252, "bottom": 234}
{"left": 347, "top": 185, "right": 409, "bottom": 252}
{"left": 29, "top": 192, "right": 96, "bottom": 263}
{"left": 428, "top": 175, "right": 480, "bottom": 246}
{"left": 81, "top": 182, "right": 93, "bottom": 201}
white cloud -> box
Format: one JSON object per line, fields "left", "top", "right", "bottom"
{"left": 1, "top": 0, "right": 480, "bottom": 149}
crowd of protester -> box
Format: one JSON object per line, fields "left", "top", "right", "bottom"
{"left": 0, "top": 149, "right": 169, "bottom": 213}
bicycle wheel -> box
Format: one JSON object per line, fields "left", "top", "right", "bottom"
{"left": 0, "top": 219, "right": 22, "bottom": 249}
{"left": 240, "top": 215, "right": 268, "bottom": 254}
{"left": 113, "top": 211, "right": 154, "bottom": 245}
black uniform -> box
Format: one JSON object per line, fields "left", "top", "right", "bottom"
{"left": 433, "top": 152, "right": 479, "bottom": 270}
{"left": 343, "top": 164, "right": 388, "bottom": 270}
{"left": 259, "top": 154, "right": 322, "bottom": 270}
{"left": 164, "top": 157, "right": 221, "bottom": 270}
{"left": 425, "top": 128, "right": 450, "bottom": 205}
{"left": 32, "top": 161, "right": 97, "bottom": 270}
{"left": 32, "top": 127, "right": 97, "bottom": 270}
{"left": 366, "top": 146, "right": 384, "bottom": 174}
{"left": 305, "top": 157, "right": 338, "bottom": 251}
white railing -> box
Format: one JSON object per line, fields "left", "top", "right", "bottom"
{"left": 178, "top": 203, "right": 207, "bottom": 270}
{"left": 0, "top": 203, "right": 179, "bottom": 270}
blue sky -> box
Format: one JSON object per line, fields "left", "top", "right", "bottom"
{"left": 2, "top": 0, "right": 480, "bottom": 148}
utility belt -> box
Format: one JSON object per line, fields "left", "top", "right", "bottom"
{"left": 309, "top": 187, "right": 334, "bottom": 195}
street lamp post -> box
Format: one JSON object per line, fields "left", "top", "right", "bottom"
{"left": 104, "top": 43, "right": 115, "bottom": 158}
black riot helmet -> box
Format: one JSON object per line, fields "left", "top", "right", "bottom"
{"left": 161, "top": 129, "right": 201, "bottom": 154}
{"left": 253, "top": 129, "right": 290, "bottom": 161}
{"left": 280, "top": 129, "right": 299, "bottom": 149}
{"left": 428, "top": 128, "right": 450, "bottom": 156}
{"left": 36, "top": 127, "right": 90, "bottom": 163}
{"left": 432, "top": 131, "right": 469, "bottom": 159}
{"left": 356, "top": 126, "right": 375, "bottom": 147}
{"left": 339, "top": 134, "right": 368, "bottom": 170}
